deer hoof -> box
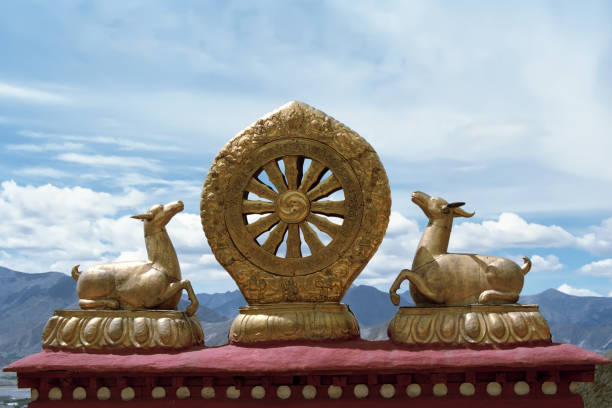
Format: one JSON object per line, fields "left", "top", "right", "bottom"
{"left": 390, "top": 292, "right": 400, "bottom": 306}
{"left": 186, "top": 304, "right": 198, "bottom": 316}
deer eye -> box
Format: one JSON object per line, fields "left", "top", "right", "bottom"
{"left": 150, "top": 205, "right": 163, "bottom": 214}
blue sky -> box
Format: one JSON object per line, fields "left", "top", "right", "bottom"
{"left": 1, "top": 1, "right": 612, "bottom": 296}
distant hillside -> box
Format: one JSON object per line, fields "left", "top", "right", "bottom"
{"left": 521, "top": 289, "right": 612, "bottom": 353}
{"left": 344, "top": 285, "right": 413, "bottom": 326}
{"left": 177, "top": 298, "right": 227, "bottom": 323}
{"left": 195, "top": 290, "right": 246, "bottom": 320}
{"left": 0, "top": 266, "right": 78, "bottom": 366}
{"left": 1, "top": 266, "right": 612, "bottom": 362}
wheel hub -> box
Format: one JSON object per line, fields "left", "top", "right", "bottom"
{"left": 277, "top": 190, "right": 310, "bottom": 224}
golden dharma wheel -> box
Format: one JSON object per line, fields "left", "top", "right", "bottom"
{"left": 201, "top": 101, "right": 390, "bottom": 305}
{"left": 225, "top": 138, "right": 363, "bottom": 277}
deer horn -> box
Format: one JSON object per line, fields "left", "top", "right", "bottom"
{"left": 453, "top": 206, "right": 475, "bottom": 218}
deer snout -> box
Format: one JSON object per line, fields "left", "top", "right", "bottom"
{"left": 164, "top": 200, "right": 184, "bottom": 213}
{"left": 411, "top": 191, "right": 429, "bottom": 203}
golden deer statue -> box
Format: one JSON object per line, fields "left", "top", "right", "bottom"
{"left": 390, "top": 191, "right": 531, "bottom": 306}
{"left": 71, "top": 201, "right": 199, "bottom": 316}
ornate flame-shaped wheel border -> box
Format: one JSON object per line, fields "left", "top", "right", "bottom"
{"left": 201, "top": 101, "right": 391, "bottom": 301}
{"left": 225, "top": 138, "right": 362, "bottom": 276}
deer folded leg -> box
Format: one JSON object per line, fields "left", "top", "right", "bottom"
{"left": 389, "top": 269, "right": 410, "bottom": 306}
{"left": 157, "top": 280, "right": 200, "bottom": 316}
{"left": 182, "top": 280, "right": 199, "bottom": 316}
{"left": 478, "top": 290, "right": 519, "bottom": 305}
{"left": 403, "top": 270, "right": 443, "bottom": 304}
{"left": 79, "top": 299, "right": 120, "bottom": 309}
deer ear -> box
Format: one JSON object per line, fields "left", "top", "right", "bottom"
{"left": 131, "top": 213, "right": 154, "bottom": 220}
{"left": 446, "top": 202, "right": 465, "bottom": 208}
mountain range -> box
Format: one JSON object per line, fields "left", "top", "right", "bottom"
{"left": 1, "top": 266, "right": 611, "bottom": 368}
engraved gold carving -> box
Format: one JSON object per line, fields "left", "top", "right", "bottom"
{"left": 277, "top": 190, "right": 310, "bottom": 224}
{"left": 201, "top": 101, "right": 391, "bottom": 305}
{"left": 225, "top": 138, "right": 363, "bottom": 277}
{"left": 229, "top": 303, "right": 359, "bottom": 343}
{"left": 42, "top": 310, "right": 204, "bottom": 351}
{"left": 388, "top": 305, "right": 551, "bottom": 346}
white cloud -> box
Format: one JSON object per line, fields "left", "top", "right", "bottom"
{"left": 0, "top": 180, "right": 231, "bottom": 291}
{"left": 449, "top": 213, "right": 575, "bottom": 252}
{"left": 166, "top": 213, "right": 208, "bottom": 253}
{"left": 446, "top": 213, "right": 612, "bottom": 257}
{"left": 16, "top": 167, "right": 70, "bottom": 179}
{"left": 356, "top": 211, "right": 612, "bottom": 290}
{"left": 6, "top": 142, "right": 84, "bottom": 152}
{"left": 115, "top": 248, "right": 147, "bottom": 262}
{"left": 0, "top": 82, "right": 69, "bottom": 104}
{"left": 576, "top": 218, "right": 612, "bottom": 256}
{"left": 111, "top": 173, "right": 201, "bottom": 190}
{"left": 18, "top": 130, "right": 183, "bottom": 152}
{"left": 0, "top": 180, "right": 145, "bottom": 222}
{"left": 0, "top": 182, "right": 146, "bottom": 264}
{"left": 385, "top": 211, "right": 419, "bottom": 236}
{"left": 530, "top": 254, "right": 563, "bottom": 272}
{"left": 356, "top": 211, "right": 421, "bottom": 288}
{"left": 557, "top": 283, "right": 602, "bottom": 297}
{"left": 57, "top": 153, "right": 161, "bottom": 171}
{"left": 579, "top": 259, "right": 612, "bottom": 278}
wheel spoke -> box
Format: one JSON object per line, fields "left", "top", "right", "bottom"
{"left": 307, "top": 175, "right": 342, "bottom": 201}
{"left": 298, "top": 160, "right": 326, "bottom": 193}
{"left": 307, "top": 213, "right": 340, "bottom": 238}
{"left": 263, "top": 160, "right": 287, "bottom": 193}
{"left": 243, "top": 200, "right": 275, "bottom": 214}
{"left": 247, "top": 213, "right": 280, "bottom": 238}
{"left": 286, "top": 223, "right": 302, "bottom": 258}
{"left": 261, "top": 221, "right": 287, "bottom": 254}
{"left": 300, "top": 222, "right": 324, "bottom": 253}
{"left": 283, "top": 156, "right": 301, "bottom": 190}
{"left": 246, "top": 178, "right": 278, "bottom": 201}
{"left": 310, "top": 200, "right": 346, "bottom": 217}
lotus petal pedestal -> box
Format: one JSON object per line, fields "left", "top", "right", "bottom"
{"left": 388, "top": 304, "right": 551, "bottom": 347}
{"left": 229, "top": 302, "right": 359, "bottom": 344}
{"left": 42, "top": 309, "right": 204, "bottom": 352}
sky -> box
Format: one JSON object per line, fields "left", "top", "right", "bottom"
{"left": 1, "top": 1, "right": 612, "bottom": 297}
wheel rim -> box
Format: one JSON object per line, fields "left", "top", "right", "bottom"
{"left": 225, "top": 138, "right": 363, "bottom": 277}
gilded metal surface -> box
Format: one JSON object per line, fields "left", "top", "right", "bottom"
{"left": 72, "top": 201, "right": 199, "bottom": 316}
{"left": 201, "top": 101, "right": 391, "bottom": 305}
{"left": 42, "top": 309, "right": 204, "bottom": 351}
{"left": 390, "top": 191, "right": 531, "bottom": 306}
{"left": 229, "top": 303, "right": 359, "bottom": 343}
{"left": 224, "top": 138, "right": 363, "bottom": 277}
{"left": 388, "top": 304, "right": 551, "bottom": 347}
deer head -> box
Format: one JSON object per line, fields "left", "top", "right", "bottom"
{"left": 131, "top": 201, "right": 184, "bottom": 236}
{"left": 411, "top": 191, "right": 474, "bottom": 221}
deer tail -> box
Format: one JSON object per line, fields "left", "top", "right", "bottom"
{"left": 71, "top": 265, "right": 81, "bottom": 281}
{"left": 521, "top": 257, "right": 531, "bottom": 275}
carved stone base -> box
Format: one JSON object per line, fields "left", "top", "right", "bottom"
{"left": 42, "top": 310, "right": 204, "bottom": 352}
{"left": 388, "top": 304, "right": 551, "bottom": 347}
{"left": 229, "top": 302, "right": 360, "bottom": 344}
